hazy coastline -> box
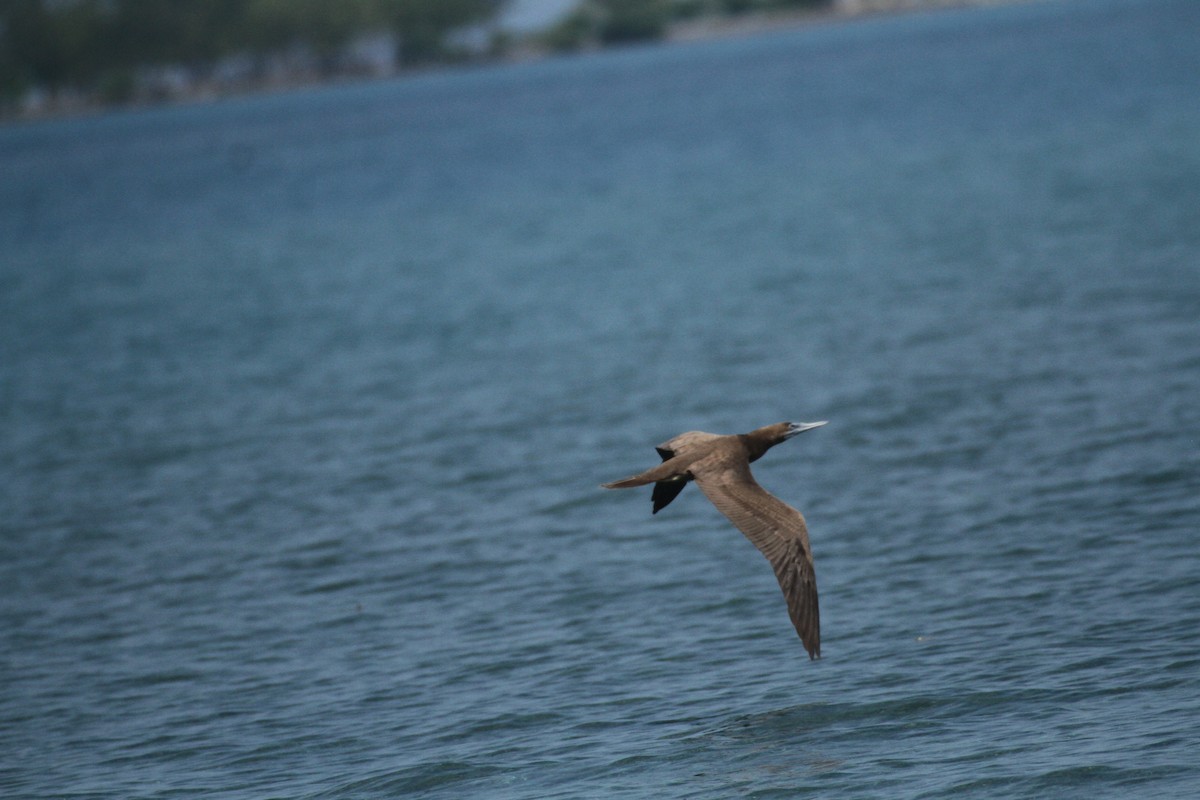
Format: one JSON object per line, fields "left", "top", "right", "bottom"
{"left": 3, "top": 0, "right": 1031, "bottom": 124}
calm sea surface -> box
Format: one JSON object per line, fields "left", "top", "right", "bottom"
{"left": 3, "top": 0, "right": 1200, "bottom": 797}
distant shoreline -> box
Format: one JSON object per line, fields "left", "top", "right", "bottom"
{"left": 2, "top": 0, "right": 1031, "bottom": 125}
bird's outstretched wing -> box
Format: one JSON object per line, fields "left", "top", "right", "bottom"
{"left": 691, "top": 457, "right": 821, "bottom": 659}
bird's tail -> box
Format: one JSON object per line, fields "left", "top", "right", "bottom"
{"left": 601, "top": 474, "right": 653, "bottom": 489}
{"left": 603, "top": 459, "right": 685, "bottom": 489}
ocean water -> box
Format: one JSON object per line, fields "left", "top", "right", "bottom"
{"left": 3, "top": 0, "right": 1199, "bottom": 797}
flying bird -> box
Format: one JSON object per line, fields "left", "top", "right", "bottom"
{"left": 602, "top": 421, "right": 827, "bottom": 659}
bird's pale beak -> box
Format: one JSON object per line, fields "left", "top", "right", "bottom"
{"left": 785, "top": 420, "right": 828, "bottom": 438}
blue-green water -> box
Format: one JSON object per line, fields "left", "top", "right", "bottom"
{"left": 3, "top": 0, "right": 1200, "bottom": 797}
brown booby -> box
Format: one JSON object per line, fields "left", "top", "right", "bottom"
{"left": 602, "top": 421, "right": 827, "bottom": 659}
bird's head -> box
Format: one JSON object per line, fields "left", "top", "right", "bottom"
{"left": 745, "top": 420, "right": 827, "bottom": 461}
{"left": 782, "top": 420, "right": 828, "bottom": 440}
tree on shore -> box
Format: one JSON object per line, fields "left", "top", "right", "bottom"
{"left": 377, "top": 0, "right": 497, "bottom": 65}
{"left": 540, "top": 0, "right": 829, "bottom": 52}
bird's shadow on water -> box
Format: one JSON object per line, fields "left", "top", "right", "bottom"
{"left": 664, "top": 689, "right": 956, "bottom": 793}
{"left": 645, "top": 704, "right": 852, "bottom": 798}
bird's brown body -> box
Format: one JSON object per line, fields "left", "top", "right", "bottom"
{"left": 602, "top": 421, "right": 826, "bottom": 659}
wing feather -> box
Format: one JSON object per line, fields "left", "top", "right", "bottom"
{"left": 651, "top": 478, "right": 688, "bottom": 514}
{"left": 692, "top": 458, "right": 821, "bottom": 659}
